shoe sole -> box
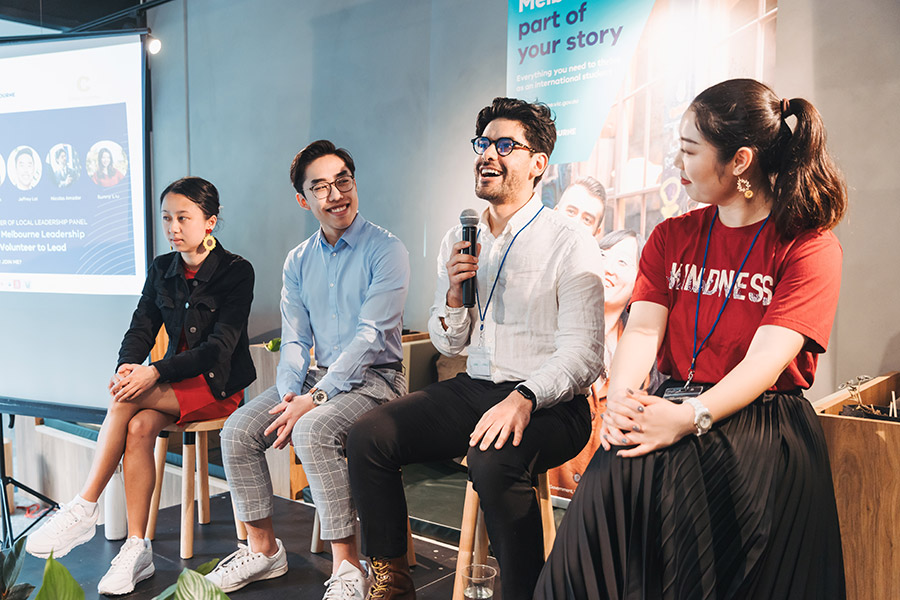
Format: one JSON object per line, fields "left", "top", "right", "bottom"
{"left": 26, "top": 523, "right": 96, "bottom": 559}
{"left": 98, "top": 561, "right": 155, "bottom": 596}
{"left": 216, "top": 562, "right": 289, "bottom": 593}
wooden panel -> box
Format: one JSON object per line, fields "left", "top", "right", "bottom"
{"left": 814, "top": 372, "right": 900, "bottom": 600}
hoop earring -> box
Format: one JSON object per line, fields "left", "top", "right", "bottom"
{"left": 737, "top": 177, "right": 753, "bottom": 199}
{"left": 202, "top": 229, "right": 216, "bottom": 251}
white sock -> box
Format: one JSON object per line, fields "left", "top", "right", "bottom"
{"left": 73, "top": 495, "right": 97, "bottom": 511}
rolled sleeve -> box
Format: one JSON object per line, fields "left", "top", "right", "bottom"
{"left": 523, "top": 240, "right": 605, "bottom": 410}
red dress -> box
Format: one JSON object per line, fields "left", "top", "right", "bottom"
{"left": 170, "top": 266, "right": 243, "bottom": 424}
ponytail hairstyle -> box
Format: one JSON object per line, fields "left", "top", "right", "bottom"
{"left": 689, "top": 78, "right": 847, "bottom": 238}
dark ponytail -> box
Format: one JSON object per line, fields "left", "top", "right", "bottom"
{"left": 773, "top": 98, "right": 846, "bottom": 237}
{"left": 690, "top": 79, "right": 847, "bottom": 238}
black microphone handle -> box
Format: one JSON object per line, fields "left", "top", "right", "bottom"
{"left": 461, "top": 224, "right": 477, "bottom": 308}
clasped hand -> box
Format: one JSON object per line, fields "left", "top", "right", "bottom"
{"left": 264, "top": 392, "right": 314, "bottom": 450}
{"left": 599, "top": 388, "right": 695, "bottom": 457}
{"left": 108, "top": 363, "right": 160, "bottom": 402}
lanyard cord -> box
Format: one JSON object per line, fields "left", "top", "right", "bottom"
{"left": 687, "top": 207, "right": 770, "bottom": 387}
{"left": 475, "top": 205, "right": 544, "bottom": 331}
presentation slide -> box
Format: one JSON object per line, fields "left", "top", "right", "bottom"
{"left": 0, "top": 33, "right": 149, "bottom": 414}
{"left": 0, "top": 35, "right": 147, "bottom": 295}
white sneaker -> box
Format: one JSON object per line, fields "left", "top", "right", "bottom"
{"left": 25, "top": 499, "right": 99, "bottom": 558}
{"left": 323, "top": 560, "right": 373, "bottom": 600}
{"left": 97, "top": 536, "right": 155, "bottom": 596}
{"left": 205, "top": 538, "right": 288, "bottom": 593}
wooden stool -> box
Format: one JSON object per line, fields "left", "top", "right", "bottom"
{"left": 451, "top": 470, "right": 556, "bottom": 600}
{"left": 146, "top": 417, "right": 238, "bottom": 559}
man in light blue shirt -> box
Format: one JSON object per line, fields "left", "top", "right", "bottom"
{"left": 210, "top": 140, "right": 409, "bottom": 599}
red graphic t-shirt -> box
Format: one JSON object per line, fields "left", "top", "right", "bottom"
{"left": 632, "top": 206, "right": 842, "bottom": 390}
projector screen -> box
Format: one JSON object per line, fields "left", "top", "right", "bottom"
{"left": 0, "top": 33, "right": 150, "bottom": 415}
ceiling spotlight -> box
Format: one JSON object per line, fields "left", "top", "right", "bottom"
{"left": 147, "top": 36, "right": 162, "bottom": 55}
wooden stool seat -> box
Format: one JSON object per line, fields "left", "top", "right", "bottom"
{"left": 146, "top": 416, "right": 234, "bottom": 559}
{"left": 451, "top": 469, "right": 556, "bottom": 600}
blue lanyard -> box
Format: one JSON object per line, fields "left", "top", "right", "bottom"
{"left": 475, "top": 205, "right": 544, "bottom": 332}
{"left": 687, "top": 207, "right": 770, "bottom": 387}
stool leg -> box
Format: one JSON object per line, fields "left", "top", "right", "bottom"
{"left": 453, "top": 480, "right": 481, "bottom": 600}
{"left": 145, "top": 432, "right": 169, "bottom": 540}
{"left": 473, "top": 508, "right": 489, "bottom": 565}
{"left": 197, "top": 431, "right": 211, "bottom": 524}
{"left": 537, "top": 471, "right": 556, "bottom": 559}
{"left": 233, "top": 495, "right": 248, "bottom": 541}
{"left": 406, "top": 518, "right": 416, "bottom": 568}
{"left": 310, "top": 510, "right": 325, "bottom": 554}
{"left": 181, "top": 431, "right": 196, "bottom": 559}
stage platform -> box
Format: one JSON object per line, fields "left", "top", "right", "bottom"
{"left": 18, "top": 493, "right": 496, "bottom": 599}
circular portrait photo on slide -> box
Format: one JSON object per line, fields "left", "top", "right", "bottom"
{"left": 7, "top": 146, "right": 42, "bottom": 191}
{"left": 87, "top": 141, "right": 128, "bottom": 188}
{"left": 46, "top": 143, "right": 82, "bottom": 188}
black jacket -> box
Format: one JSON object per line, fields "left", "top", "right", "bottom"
{"left": 117, "top": 243, "right": 256, "bottom": 400}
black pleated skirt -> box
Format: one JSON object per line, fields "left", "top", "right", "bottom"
{"left": 534, "top": 389, "right": 845, "bottom": 600}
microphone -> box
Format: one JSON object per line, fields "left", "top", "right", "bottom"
{"left": 459, "top": 209, "right": 479, "bottom": 308}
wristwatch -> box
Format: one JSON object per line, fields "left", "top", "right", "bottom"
{"left": 310, "top": 388, "right": 329, "bottom": 406}
{"left": 515, "top": 384, "right": 537, "bottom": 411}
{"left": 684, "top": 397, "right": 712, "bottom": 436}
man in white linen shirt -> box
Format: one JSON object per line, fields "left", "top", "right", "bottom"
{"left": 346, "top": 97, "right": 605, "bottom": 600}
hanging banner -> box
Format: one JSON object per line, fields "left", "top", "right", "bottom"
{"left": 507, "top": 0, "right": 654, "bottom": 164}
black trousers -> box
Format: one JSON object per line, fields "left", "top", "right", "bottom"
{"left": 346, "top": 373, "right": 591, "bottom": 600}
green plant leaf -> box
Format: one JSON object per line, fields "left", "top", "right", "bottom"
{"left": 194, "top": 558, "right": 220, "bottom": 576}
{"left": 173, "top": 569, "right": 229, "bottom": 600}
{"left": 6, "top": 582, "right": 36, "bottom": 600}
{"left": 34, "top": 555, "right": 84, "bottom": 600}
{"left": 1, "top": 536, "right": 28, "bottom": 592}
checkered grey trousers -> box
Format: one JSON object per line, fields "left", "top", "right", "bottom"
{"left": 221, "top": 367, "right": 406, "bottom": 540}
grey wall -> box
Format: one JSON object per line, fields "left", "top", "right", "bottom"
{"left": 147, "top": 0, "right": 900, "bottom": 396}
{"left": 777, "top": 0, "right": 900, "bottom": 397}
{"left": 148, "top": 0, "right": 507, "bottom": 338}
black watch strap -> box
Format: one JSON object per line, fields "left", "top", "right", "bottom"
{"left": 515, "top": 383, "right": 537, "bottom": 411}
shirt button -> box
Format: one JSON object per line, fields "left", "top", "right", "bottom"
{"left": 332, "top": 314, "right": 336, "bottom": 319}
{"left": 192, "top": 280, "right": 198, "bottom": 286}
{"left": 329, "top": 283, "right": 334, "bottom": 287}
{"left": 221, "top": 391, "right": 226, "bottom": 398}
{"left": 331, "top": 252, "right": 337, "bottom": 257}
{"left": 208, "top": 372, "right": 215, "bottom": 378}
{"left": 189, "top": 327, "right": 197, "bottom": 333}
{"left": 185, "top": 302, "right": 190, "bottom": 308}
{"left": 333, "top": 345, "right": 338, "bottom": 350}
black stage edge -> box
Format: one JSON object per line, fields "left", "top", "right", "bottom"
{"left": 18, "top": 493, "right": 497, "bottom": 600}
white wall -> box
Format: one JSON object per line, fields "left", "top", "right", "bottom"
{"left": 147, "top": 0, "right": 900, "bottom": 396}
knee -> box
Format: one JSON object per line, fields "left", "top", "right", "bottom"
{"left": 125, "top": 413, "right": 162, "bottom": 450}
{"left": 466, "top": 447, "right": 525, "bottom": 502}
{"left": 292, "top": 410, "right": 334, "bottom": 454}
{"left": 220, "top": 410, "right": 259, "bottom": 455}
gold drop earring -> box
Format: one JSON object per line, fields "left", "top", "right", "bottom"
{"left": 202, "top": 228, "right": 216, "bottom": 251}
{"left": 737, "top": 177, "right": 753, "bottom": 199}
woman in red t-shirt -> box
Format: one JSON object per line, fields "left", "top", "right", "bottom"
{"left": 536, "top": 79, "right": 847, "bottom": 599}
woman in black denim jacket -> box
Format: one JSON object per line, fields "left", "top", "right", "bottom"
{"left": 26, "top": 176, "right": 256, "bottom": 596}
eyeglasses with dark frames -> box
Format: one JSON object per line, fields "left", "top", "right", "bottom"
{"left": 471, "top": 136, "right": 537, "bottom": 156}
{"left": 308, "top": 174, "right": 355, "bottom": 200}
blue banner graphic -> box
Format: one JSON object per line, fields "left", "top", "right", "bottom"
{"left": 507, "top": 0, "right": 654, "bottom": 164}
